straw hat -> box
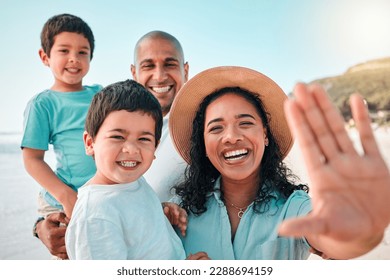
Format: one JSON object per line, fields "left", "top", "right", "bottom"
{"left": 169, "top": 66, "right": 293, "bottom": 164}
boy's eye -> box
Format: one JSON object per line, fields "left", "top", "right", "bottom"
{"left": 139, "top": 137, "right": 152, "bottom": 142}
{"left": 110, "top": 135, "right": 124, "bottom": 140}
{"left": 59, "top": 49, "right": 69, "bottom": 53}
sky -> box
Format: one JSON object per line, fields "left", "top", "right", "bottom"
{"left": 1, "top": 0, "right": 390, "bottom": 132}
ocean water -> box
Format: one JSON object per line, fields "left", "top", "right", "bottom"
{"left": 0, "top": 132, "right": 51, "bottom": 259}
{"left": 1, "top": 129, "right": 389, "bottom": 260}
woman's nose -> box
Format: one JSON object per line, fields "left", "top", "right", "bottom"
{"left": 222, "top": 127, "right": 243, "bottom": 144}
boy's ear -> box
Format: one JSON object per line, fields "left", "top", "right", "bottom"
{"left": 39, "top": 48, "right": 50, "bottom": 66}
{"left": 153, "top": 140, "right": 160, "bottom": 160}
{"left": 83, "top": 131, "right": 95, "bottom": 156}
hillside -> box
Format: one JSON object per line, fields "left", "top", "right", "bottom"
{"left": 309, "top": 57, "right": 390, "bottom": 126}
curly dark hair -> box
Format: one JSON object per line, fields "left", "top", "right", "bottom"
{"left": 174, "top": 87, "right": 308, "bottom": 215}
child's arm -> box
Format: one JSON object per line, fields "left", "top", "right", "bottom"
{"left": 162, "top": 202, "right": 188, "bottom": 236}
{"left": 279, "top": 83, "right": 390, "bottom": 259}
{"left": 22, "top": 147, "right": 77, "bottom": 218}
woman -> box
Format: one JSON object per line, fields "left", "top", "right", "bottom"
{"left": 169, "top": 66, "right": 390, "bottom": 260}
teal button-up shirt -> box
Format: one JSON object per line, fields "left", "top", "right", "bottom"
{"left": 176, "top": 177, "right": 312, "bottom": 260}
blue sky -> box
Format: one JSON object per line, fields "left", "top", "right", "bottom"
{"left": 1, "top": 0, "right": 390, "bottom": 132}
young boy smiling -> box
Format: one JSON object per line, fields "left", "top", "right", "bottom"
{"left": 65, "top": 80, "right": 189, "bottom": 259}
{"left": 21, "top": 14, "right": 101, "bottom": 243}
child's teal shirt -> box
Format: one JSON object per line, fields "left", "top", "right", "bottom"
{"left": 21, "top": 84, "right": 102, "bottom": 208}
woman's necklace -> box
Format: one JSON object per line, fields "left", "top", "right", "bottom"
{"left": 224, "top": 197, "right": 251, "bottom": 219}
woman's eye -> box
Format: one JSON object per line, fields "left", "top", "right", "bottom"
{"left": 240, "top": 121, "right": 254, "bottom": 126}
{"left": 209, "top": 126, "right": 222, "bottom": 133}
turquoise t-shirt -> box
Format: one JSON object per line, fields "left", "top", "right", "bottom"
{"left": 21, "top": 84, "right": 102, "bottom": 208}
{"left": 175, "top": 177, "right": 312, "bottom": 260}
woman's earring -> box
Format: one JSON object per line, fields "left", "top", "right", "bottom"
{"left": 264, "top": 138, "right": 269, "bottom": 147}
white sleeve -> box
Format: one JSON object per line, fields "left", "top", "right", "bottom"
{"left": 66, "top": 217, "right": 127, "bottom": 260}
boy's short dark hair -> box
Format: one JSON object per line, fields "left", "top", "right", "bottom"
{"left": 40, "top": 13, "right": 95, "bottom": 59}
{"left": 85, "top": 80, "right": 163, "bottom": 146}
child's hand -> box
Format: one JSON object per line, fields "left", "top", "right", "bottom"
{"left": 186, "top": 251, "right": 210, "bottom": 260}
{"left": 162, "top": 202, "right": 187, "bottom": 236}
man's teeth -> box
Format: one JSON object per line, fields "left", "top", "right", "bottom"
{"left": 119, "top": 161, "right": 137, "bottom": 167}
{"left": 224, "top": 149, "right": 248, "bottom": 160}
{"left": 152, "top": 86, "right": 171, "bottom": 93}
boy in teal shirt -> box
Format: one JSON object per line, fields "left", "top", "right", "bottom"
{"left": 21, "top": 14, "right": 102, "bottom": 233}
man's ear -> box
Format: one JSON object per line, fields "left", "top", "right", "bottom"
{"left": 183, "top": 62, "right": 189, "bottom": 82}
{"left": 39, "top": 48, "right": 50, "bottom": 66}
{"left": 83, "top": 131, "right": 95, "bottom": 156}
{"left": 130, "top": 64, "right": 137, "bottom": 80}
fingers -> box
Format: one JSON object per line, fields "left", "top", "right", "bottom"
{"left": 41, "top": 221, "right": 68, "bottom": 259}
{"left": 284, "top": 96, "right": 324, "bottom": 172}
{"left": 186, "top": 251, "right": 210, "bottom": 260}
{"left": 46, "top": 212, "right": 69, "bottom": 225}
{"left": 291, "top": 83, "right": 357, "bottom": 161}
{"left": 310, "top": 85, "right": 357, "bottom": 155}
{"left": 278, "top": 215, "right": 327, "bottom": 238}
{"left": 350, "top": 94, "right": 381, "bottom": 157}
{"left": 163, "top": 203, "right": 188, "bottom": 236}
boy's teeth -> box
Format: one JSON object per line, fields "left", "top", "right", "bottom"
{"left": 67, "top": 68, "right": 79, "bottom": 73}
{"left": 119, "top": 161, "right": 137, "bottom": 167}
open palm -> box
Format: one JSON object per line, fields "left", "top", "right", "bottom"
{"left": 280, "top": 83, "right": 390, "bottom": 259}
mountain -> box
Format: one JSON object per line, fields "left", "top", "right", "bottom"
{"left": 309, "top": 57, "right": 390, "bottom": 126}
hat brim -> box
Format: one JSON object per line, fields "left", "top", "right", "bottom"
{"left": 169, "top": 66, "right": 293, "bottom": 164}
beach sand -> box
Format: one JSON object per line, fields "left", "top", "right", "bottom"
{"left": 1, "top": 127, "right": 389, "bottom": 260}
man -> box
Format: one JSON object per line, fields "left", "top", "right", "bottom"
{"left": 131, "top": 31, "right": 189, "bottom": 202}
{"left": 34, "top": 31, "right": 189, "bottom": 258}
